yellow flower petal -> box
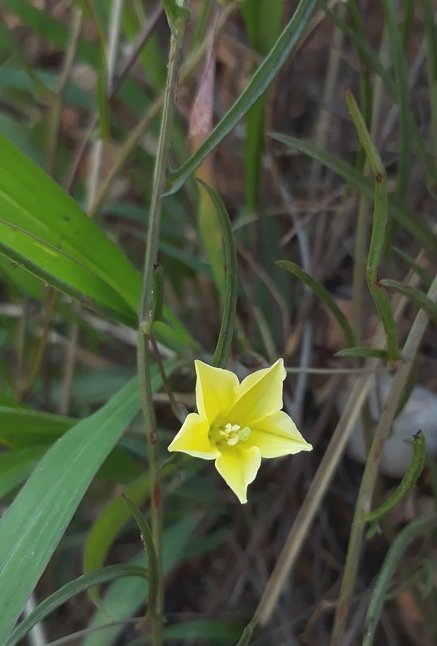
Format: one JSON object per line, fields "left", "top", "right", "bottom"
{"left": 195, "top": 360, "right": 239, "bottom": 424}
{"left": 168, "top": 413, "right": 219, "bottom": 459}
{"left": 249, "top": 410, "right": 313, "bottom": 458}
{"left": 228, "top": 358, "right": 286, "bottom": 426}
{"left": 215, "top": 446, "right": 261, "bottom": 504}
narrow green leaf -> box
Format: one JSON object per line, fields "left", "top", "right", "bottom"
{"left": 197, "top": 181, "right": 237, "bottom": 368}
{"left": 380, "top": 279, "right": 437, "bottom": 323}
{"left": 366, "top": 431, "right": 426, "bottom": 528}
{"left": 277, "top": 260, "right": 355, "bottom": 349}
{"left": 370, "top": 285, "right": 399, "bottom": 360}
{"left": 167, "top": 0, "right": 317, "bottom": 194}
{"left": 346, "top": 92, "right": 399, "bottom": 358}
{"left": 244, "top": 96, "right": 267, "bottom": 213}
{"left": 0, "top": 378, "right": 140, "bottom": 641}
{"left": 161, "top": 618, "right": 242, "bottom": 643}
{"left": 336, "top": 347, "right": 388, "bottom": 360}
{"left": 242, "top": 0, "right": 284, "bottom": 214}
{"left": 0, "top": 133, "right": 141, "bottom": 312}
{"left": 0, "top": 219, "right": 136, "bottom": 326}
{"left": 392, "top": 248, "right": 432, "bottom": 286}
{"left": 363, "top": 512, "right": 437, "bottom": 646}
{"left": 345, "top": 90, "right": 384, "bottom": 178}
{"left": 6, "top": 565, "right": 147, "bottom": 646}
{"left": 243, "top": 0, "right": 284, "bottom": 54}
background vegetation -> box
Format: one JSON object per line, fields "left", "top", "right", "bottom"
{"left": 0, "top": 0, "right": 436, "bottom": 644}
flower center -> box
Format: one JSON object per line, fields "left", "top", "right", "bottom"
{"left": 212, "top": 422, "right": 251, "bottom": 447}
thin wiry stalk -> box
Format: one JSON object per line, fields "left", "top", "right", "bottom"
{"left": 136, "top": 4, "right": 188, "bottom": 642}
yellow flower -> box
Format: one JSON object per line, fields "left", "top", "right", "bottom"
{"left": 168, "top": 358, "right": 312, "bottom": 503}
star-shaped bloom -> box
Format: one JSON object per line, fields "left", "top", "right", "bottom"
{"left": 168, "top": 359, "right": 312, "bottom": 503}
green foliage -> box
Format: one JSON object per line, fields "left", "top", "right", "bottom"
{"left": 0, "top": 1, "right": 435, "bottom": 643}
{"left": 6, "top": 565, "right": 148, "bottom": 646}
{"left": 167, "top": 0, "right": 317, "bottom": 194}
{"left": 198, "top": 181, "right": 238, "bottom": 369}
{"left": 0, "top": 133, "right": 141, "bottom": 321}
{"left": 0, "top": 379, "right": 140, "bottom": 639}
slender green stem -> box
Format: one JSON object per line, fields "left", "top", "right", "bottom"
{"left": 137, "top": 6, "right": 188, "bottom": 644}
{"left": 331, "top": 275, "right": 437, "bottom": 645}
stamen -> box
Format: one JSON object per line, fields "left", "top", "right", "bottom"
{"left": 215, "top": 422, "right": 251, "bottom": 447}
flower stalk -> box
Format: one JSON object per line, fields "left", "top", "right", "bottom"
{"left": 137, "top": 4, "right": 188, "bottom": 644}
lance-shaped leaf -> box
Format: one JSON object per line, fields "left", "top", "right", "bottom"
{"left": 0, "top": 378, "right": 140, "bottom": 641}
{"left": 0, "top": 133, "right": 141, "bottom": 314}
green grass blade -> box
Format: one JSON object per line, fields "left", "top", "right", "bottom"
{"left": 0, "top": 133, "right": 141, "bottom": 311}
{"left": 242, "top": 0, "right": 284, "bottom": 213}
{"left": 197, "top": 181, "right": 237, "bottom": 368}
{"left": 380, "top": 279, "right": 437, "bottom": 323}
{"left": 0, "top": 378, "right": 140, "bottom": 641}
{"left": 392, "top": 248, "right": 433, "bottom": 286}
{"left": 0, "top": 219, "right": 137, "bottom": 326}
{"left": 277, "top": 260, "right": 355, "bottom": 348}
{"left": 336, "top": 347, "right": 388, "bottom": 360}
{"left": 365, "top": 431, "right": 426, "bottom": 527}
{"left": 167, "top": 0, "right": 317, "bottom": 194}
{"left": 345, "top": 91, "right": 399, "bottom": 359}
{"left": 6, "top": 565, "right": 147, "bottom": 646}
